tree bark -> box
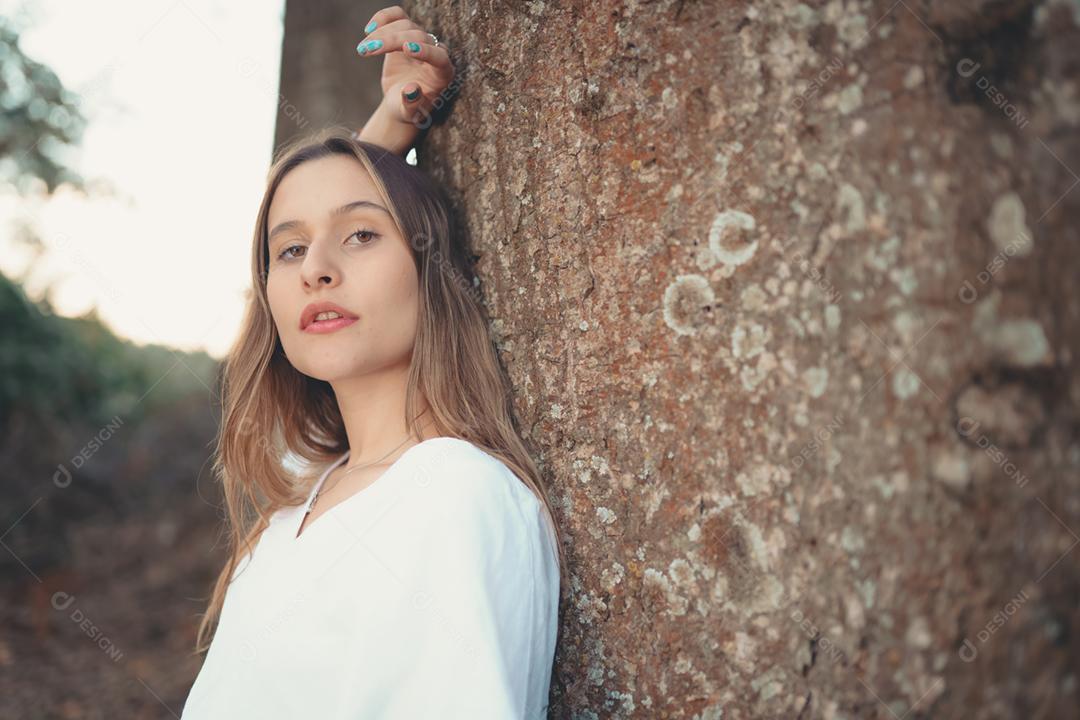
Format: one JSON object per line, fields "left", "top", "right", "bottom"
{"left": 280, "top": 0, "right": 1080, "bottom": 716}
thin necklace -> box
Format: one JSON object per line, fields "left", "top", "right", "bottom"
{"left": 305, "top": 424, "right": 431, "bottom": 514}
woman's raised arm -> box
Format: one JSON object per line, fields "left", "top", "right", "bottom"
{"left": 354, "top": 5, "right": 455, "bottom": 155}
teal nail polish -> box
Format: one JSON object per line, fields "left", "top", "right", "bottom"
{"left": 364, "top": 20, "right": 377, "bottom": 33}
{"left": 405, "top": 87, "right": 420, "bottom": 100}
{"left": 366, "top": 39, "right": 382, "bottom": 51}
{"left": 406, "top": 42, "right": 421, "bottom": 53}
{"left": 356, "top": 41, "right": 367, "bottom": 55}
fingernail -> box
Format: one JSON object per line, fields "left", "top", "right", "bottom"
{"left": 405, "top": 87, "right": 421, "bottom": 101}
{"left": 364, "top": 20, "right": 377, "bottom": 33}
{"left": 356, "top": 41, "right": 367, "bottom": 55}
{"left": 406, "top": 42, "right": 421, "bottom": 53}
{"left": 366, "top": 39, "right": 382, "bottom": 51}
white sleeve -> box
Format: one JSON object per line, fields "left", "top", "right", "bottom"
{"left": 392, "top": 459, "right": 555, "bottom": 719}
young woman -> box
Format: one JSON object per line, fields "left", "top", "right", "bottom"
{"left": 181, "top": 8, "right": 566, "bottom": 718}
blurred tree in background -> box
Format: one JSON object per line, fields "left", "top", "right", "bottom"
{"left": 0, "top": 11, "right": 225, "bottom": 717}
{"left": 0, "top": 13, "right": 86, "bottom": 194}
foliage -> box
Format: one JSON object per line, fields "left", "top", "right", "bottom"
{"left": 0, "top": 269, "right": 219, "bottom": 437}
{"left": 0, "top": 13, "right": 87, "bottom": 193}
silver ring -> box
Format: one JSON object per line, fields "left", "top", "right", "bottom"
{"left": 427, "top": 32, "right": 440, "bottom": 48}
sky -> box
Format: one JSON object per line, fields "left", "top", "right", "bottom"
{"left": 0, "top": 0, "right": 287, "bottom": 359}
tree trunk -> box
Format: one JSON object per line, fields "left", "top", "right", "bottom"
{"left": 280, "top": 0, "right": 1080, "bottom": 716}
{"left": 275, "top": 0, "right": 385, "bottom": 151}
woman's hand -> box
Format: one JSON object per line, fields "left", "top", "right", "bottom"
{"left": 355, "top": 5, "right": 455, "bottom": 155}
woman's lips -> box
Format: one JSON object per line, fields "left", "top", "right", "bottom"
{"left": 302, "top": 315, "right": 358, "bottom": 334}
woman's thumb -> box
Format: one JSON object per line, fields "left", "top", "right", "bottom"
{"left": 402, "top": 83, "right": 422, "bottom": 104}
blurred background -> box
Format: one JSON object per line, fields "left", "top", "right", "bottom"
{"left": 0, "top": 0, "right": 386, "bottom": 716}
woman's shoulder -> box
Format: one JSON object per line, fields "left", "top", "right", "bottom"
{"left": 406, "top": 436, "right": 542, "bottom": 518}
{"left": 403, "top": 438, "right": 555, "bottom": 574}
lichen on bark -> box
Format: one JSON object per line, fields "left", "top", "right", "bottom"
{"left": 283, "top": 0, "right": 1080, "bottom": 716}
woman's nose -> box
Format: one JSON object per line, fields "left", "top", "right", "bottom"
{"left": 300, "top": 240, "right": 341, "bottom": 288}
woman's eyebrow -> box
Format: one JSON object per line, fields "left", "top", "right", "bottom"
{"left": 269, "top": 200, "right": 390, "bottom": 241}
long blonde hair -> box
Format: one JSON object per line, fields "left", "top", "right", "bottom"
{"left": 195, "top": 126, "right": 566, "bottom": 654}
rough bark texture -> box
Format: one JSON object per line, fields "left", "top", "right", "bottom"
{"left": 281, "top": 1, "right": 1080, "bottom": 717}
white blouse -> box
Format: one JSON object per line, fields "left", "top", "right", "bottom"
{"left": 181, "top": 437, "right": 561, "bottom": 719}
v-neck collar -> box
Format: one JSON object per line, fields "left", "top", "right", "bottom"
{"left": 290, "top": 437, "right": 456, "bottom": 542}
{"left": 292, "top": 450, "right": 351, "bottom": 540}
{"left": 306, "top": 450, "right": 351, "bottom": 508}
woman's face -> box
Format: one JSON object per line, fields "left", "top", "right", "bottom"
{"left": 265, "top": 154, "right": 420, "bottom": 381}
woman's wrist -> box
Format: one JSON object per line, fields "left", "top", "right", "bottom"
{"left": 356, "top": 100, "right": 419, "bottom": 156}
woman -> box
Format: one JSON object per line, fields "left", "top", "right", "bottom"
{"left": 181, "top": 7, "right": 566, "bottom": 718}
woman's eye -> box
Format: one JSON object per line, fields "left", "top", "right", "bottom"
{"left": 277, "top": 244, "right": 305, "bottom": 261}
{"left": 347, "top": 228, "right": 379, "bottom": 245}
